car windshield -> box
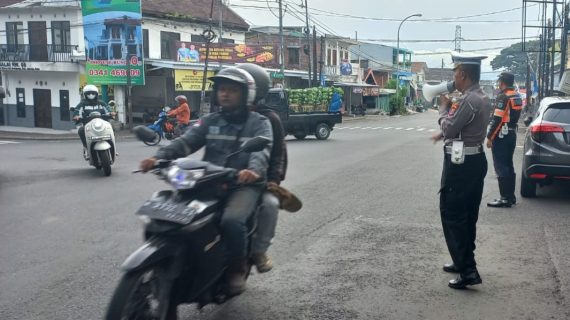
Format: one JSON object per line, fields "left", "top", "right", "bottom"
{"left": 543, "top": 104, "right": 570, "bottom": 123}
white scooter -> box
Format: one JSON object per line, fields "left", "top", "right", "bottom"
{"left": 81, "top": 111, "right": 117, "bottom": 176}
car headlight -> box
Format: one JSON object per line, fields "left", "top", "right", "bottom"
{"left": 90, "top": 135, "right": 111, "bottom": 141}
{"left": 167, "top": 167, "right": 206, "bottom": 189}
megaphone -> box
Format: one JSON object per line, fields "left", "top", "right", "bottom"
{"left": 423, "top": 81, "right": 455, "bottom": 102}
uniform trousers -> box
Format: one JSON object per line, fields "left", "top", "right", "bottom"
{"left": 492, "top": 131, "right": 516, "bottom": 178}
{"left": 440, "top": 151, "right": 488, "bottom": 274}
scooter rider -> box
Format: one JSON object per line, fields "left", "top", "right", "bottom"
{"left": 139, "top": 67, "right": 273, "bottom": 296}
{"left": 237, "top": 63, "right": 288, "bottom": 273}
{"left": 73, "top": 85, "right": 115, "bottom": 159}
{"left": 168, "top": 95, "right": 191, "bottom": 137}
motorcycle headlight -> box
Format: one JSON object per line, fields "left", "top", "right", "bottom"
{"left": 92, "top": 119, "right": 106, "bottom": 132}
{"left": 167, "top": 167, "right": 206, "bottom": 189}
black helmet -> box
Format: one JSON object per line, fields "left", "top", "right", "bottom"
{"left": 236, "top": 63, "right": 270, "bottom": 104}
{"left": 209, "top": 67, "right": 256, "bottom": 106}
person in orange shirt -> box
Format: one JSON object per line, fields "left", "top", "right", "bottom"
{"left": 168, "top": 95, "right": 191, "bottom": 137}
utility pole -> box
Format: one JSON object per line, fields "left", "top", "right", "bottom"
{"left": 319, "top": 35, "right": 324, "bottom": 86}
{"left": 278, "top": 0, "right": 284, "bottom": 76}
{"left": 200, "top": 0, "right": 217, "bottom": 114}
{"left": 312, "top": 25, "right": 318, "bottom": 86}
{"left": 303, "top": 0, "right": 312, "bottom": 87}
{"left": 454, "top": 25, "right": 462, "bottom": 53}
{"left": 218, "top": 0, "right": 224, "bottom": 68}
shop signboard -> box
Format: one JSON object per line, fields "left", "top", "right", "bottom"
{"left": 81, "top": 0, "right": 145, "bottom": 85}
{"left": 174, "top": 70, "right": 215, "bottom": 91}
{"left": 174, "top": 42, "right": 277, "bottom": 65}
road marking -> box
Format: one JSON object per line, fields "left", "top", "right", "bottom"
{"left": 395, "top": 127, "right": 403, "bottom": 130}
{"left": 0, "top": 140, "right": 20, "bottom": 145}
{"left": 428, "top": 129, "right": 437, "bottom": 132}
{"left": 405, "top": 128, "right": 414, "bottom": 131}
{"left": 384, "top": 127, "right": 393, "bottom": 130}
{"left": 417, "top": 128, "right": 426, "bottom": 132}
{"left": 371, "top": 127, "right": 383, "bottom": 130}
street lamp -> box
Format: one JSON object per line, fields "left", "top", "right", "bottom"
{"left": 395, "top": 13, "right": 421, "bottom": 111}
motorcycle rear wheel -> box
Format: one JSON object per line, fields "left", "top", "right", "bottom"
{"left": 143, "top": 131, "right": 162, "bottom": 146}
{"left": 105, "top": 268, "right": 176, "bottom": 320}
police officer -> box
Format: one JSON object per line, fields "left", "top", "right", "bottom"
{"left": 487, "top": 72, "right": 522, "bottom": 208}
{"left": 431, "top": 53, "right": 491, "bottom": 289}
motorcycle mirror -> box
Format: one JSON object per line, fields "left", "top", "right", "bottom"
{"left": 134, "top": 125, "right": 158, "bottom": 142}
{"left": 239, "top": 136, "right": 271, "bottom": 153}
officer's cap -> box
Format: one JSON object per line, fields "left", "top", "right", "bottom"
{"left": 498, "top": 71, "right": 515, "bottom": 84}
{"left": 452, "top": 52, "right": 488, "bottom": 70}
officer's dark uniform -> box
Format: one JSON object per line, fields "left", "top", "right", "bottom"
{"left": 437, "top": 54, "right": 491, "bottom": 288}
{"left": 487, "top": 72, "right": 522, "bottom": 208}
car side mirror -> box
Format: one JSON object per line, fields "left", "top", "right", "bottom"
{"left": 240, "top": 136, "right": 271, "bottom": 153}
{"left": 523, "top": 116, "right": 533, "bottom": 127}
{"left": 0, "top": 86, "right": 5, "bottom": 99}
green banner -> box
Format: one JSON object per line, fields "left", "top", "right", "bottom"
{"left": 81, "top": 0, "right": 145, "bottom": 85}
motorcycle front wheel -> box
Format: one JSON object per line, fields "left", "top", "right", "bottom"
{"left": 99, "top": 150, "right": 112, "bottom": 176}
{"left": 143, "top": 131, "right": 162, "bottom": 146}
{"left": 105, "top": 267, "right": 176, "bottom": 320}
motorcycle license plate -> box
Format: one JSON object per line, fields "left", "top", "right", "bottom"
{"left": 136, "top": 199, "right": 198, "bottom": 224}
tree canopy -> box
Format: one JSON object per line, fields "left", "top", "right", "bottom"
{"left": 490, "top": 41, "right": 539, "bottom": 82}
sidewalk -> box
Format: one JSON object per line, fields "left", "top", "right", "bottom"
{"left": 0, "top": 125, "right": 134, "bottom": 141}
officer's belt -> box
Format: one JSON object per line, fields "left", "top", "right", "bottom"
{"left": 445, "top": 145, "right": 483, "bottom": 155}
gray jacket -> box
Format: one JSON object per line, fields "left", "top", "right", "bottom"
{"left": 438, "top": 83, "right": 491, "bottom": 147}
{"left": 154, "top": 111, "right": 273, "bottom": 179}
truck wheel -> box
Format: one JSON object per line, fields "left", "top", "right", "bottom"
{"left": 315, "top": 123, "right": 331, "bottom": 140}
{"left": 294, "top": 133, "right": 307, "bottom": 140}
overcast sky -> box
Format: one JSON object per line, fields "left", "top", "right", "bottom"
{"left": 230, "top": 0, "right": 547, "bottom": 80}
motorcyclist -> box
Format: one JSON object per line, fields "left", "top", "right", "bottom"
{"left": 237, "top": 63, "right": 288, "bottom": 273}
{"left": 72, "top": 85, "right": 115, "bottom": 159}
{"left": 167, "top": 95, "right": 191, "bottom": 137}
{"left": 140, "top": 67, "right": 273, "bottom": 296}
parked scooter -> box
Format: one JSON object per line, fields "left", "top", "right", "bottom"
{"left": 140, "top": 107, "right": 178, "bottom": 146}
{"left": 105, "top": 127, "right": 271, "bottom": 319}
{"left": 77, "top": 111, "right": 117, "bottom": 176}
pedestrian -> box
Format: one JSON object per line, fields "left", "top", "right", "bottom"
{"left": 487, "top": 72, "right": 522, "bottom": 208}
{"left": 431, "top": 53, "right": 491, "bottom": 289}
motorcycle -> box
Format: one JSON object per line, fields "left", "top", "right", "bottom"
{"left": 141, "top": 107, "right": 178, "bottom": 146}
{"left": 105, "top": 127, "right": 271, "bottom": 320}
{"left": 78, "top": 111, "right": 117, "bottom": 176}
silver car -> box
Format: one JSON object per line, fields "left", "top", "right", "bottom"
{"left": 521, "top": 97, "right": 570, "bottom": 197}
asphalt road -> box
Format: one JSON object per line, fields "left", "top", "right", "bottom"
{"left": 1, "top": 111, "right": 569, "bottom": 320}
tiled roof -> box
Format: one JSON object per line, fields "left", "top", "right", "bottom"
{"left": 142, "top": 0, "right": 249, "bottom": 30}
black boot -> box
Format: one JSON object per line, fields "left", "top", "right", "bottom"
{"left": 487, "top": 177, "right": 512, "bottom": 208}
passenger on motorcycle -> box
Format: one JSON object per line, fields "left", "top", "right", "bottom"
{"left": 140, "top": 67, "right": 273, "bottom": 296}
{"left": 237, "top": 63, "right": 288, "bottom": 274}
{"left": 73, "top": 85, "right": 115, "bottom": 159}
{"left": 167, "top": 95, "right": 191, "bottom": 137}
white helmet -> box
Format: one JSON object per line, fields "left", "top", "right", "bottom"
{"left": 83, "top": 84, "right": 99, "bottom": 101}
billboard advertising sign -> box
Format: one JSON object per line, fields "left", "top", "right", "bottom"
{"left": 82, "top": 0, "right": 145, "bottom": 85}
{"left": 174, "top": 42, "right": 276, "bottom": 65}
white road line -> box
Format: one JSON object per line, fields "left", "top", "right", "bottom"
{"left": 352, "top": 127, "right": 361, "bottom": 129}
{"left": 417, "top": 128, "right": 426, "bottom": 132}
{"left": 428, "top": 129, "right": 437, "bottom": 132}
{"left": 384, "top": 127, "right": 393, "bottom": 130}
{"left": 0, "top": 140, "right": 20, "bottom": 145}
{"left": 405, "top": 128, "right": 414, "bottom": 131}
{"left": 395, "top": 127, "right": 403, "bottom": 130}
{"left": 362, "top": 127, "right": 372, "bottom": 130}
{"left": 371, "top": 127, "right": 383, "bottom": 130}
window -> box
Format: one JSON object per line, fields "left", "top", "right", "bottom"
{"left": 16, "top": 88, "right": 26, "bottom": 118}
{"left": 288, "top": 48, "right": 300, "bottom": 65}
{"left": 6, "top": 22, "right": 24, "bottom": 52}
{"left": 160, "top": 31, "right": 180, "bottom": 60}
{"left": 59, "top": 90, "right": 70, "bottom": 121}
{"left": 543, "top": 105, "right": 570, "bottom": 123}
{"left": 52, "top": 21, "right": 71, "bottom": 53}
{"left": 143, "top": 29, "right": 149, "bottom": 58}
{"left": 332, "top": 49, "right": 337, "bottom": 66}
{"left": 327, "top": 48, "right": 332, "bottom": 65}
{"left": 220, "top": 38, "right": 235, "bottom": 44}
{"left": 191, "top": 34, "right": 208, "bottom": 43}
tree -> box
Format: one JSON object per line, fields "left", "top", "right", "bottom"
{"left": 386, "top": 79, "right": 408, "bottom": 115}
{"left": 490, "top": 41, "right": 539, "bottom": 81}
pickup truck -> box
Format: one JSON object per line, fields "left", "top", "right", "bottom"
{"left": 264, "top": 88, "right": 342, "bottom": 140}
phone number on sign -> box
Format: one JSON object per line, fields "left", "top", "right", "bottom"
{"left": 89, "top": 69, "right": 141, "bottom": 77}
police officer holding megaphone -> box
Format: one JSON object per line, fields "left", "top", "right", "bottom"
{"left": 430, "top": 53, "right": 492, "bottom": 289}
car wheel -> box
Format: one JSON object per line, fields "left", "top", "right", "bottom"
{"left": 315, "top": 123, "right": 331, "bottom": 140}
{"left": 520, "top": 173, "right": 537, "bottom": 198}
{"left": 294, "top": 133, "right": 307, "bottom": 140}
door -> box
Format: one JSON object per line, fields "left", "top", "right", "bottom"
{"left": 28, "top": 21, "right": 48, "bottom": 61}
{"left": 34, "top": 89, "right": 52, "bottom": 128}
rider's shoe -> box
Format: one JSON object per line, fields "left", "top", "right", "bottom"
{"left": 83, "top": 148, "right": 90, "bottom": 160}
{"left": 251, "top": 253, "right": 273, "bottom": 273}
